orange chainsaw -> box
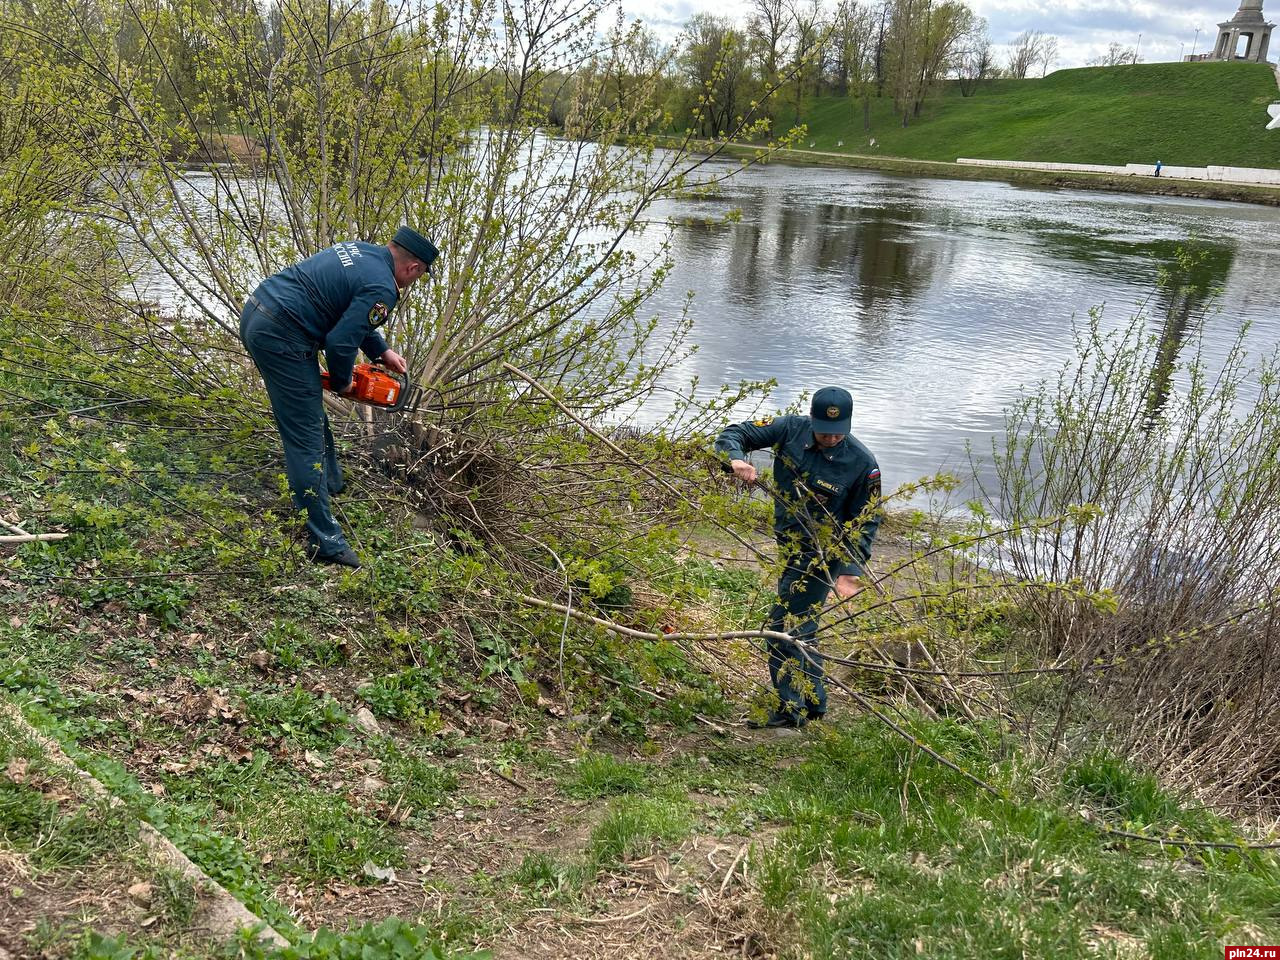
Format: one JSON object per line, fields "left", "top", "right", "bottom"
{"left": 320, "top": 363, "right": 419, "bottom": 413}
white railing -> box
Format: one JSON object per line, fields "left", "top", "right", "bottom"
{"left": 955, "top": 157, "right": 1280, "bottom": 186}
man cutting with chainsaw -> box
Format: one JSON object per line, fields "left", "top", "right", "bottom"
{"left": 715, "top": 387, "right": 882, "bottom": 729}
{"left": 240, "top": 226, "right": 439, "bottom": 570}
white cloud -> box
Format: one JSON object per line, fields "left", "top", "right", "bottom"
{"left": 619, "top": 0, "right": 1270, "bottom": 68}
{"left": 972, "top": 0, "right": 1249, "bottom": 66}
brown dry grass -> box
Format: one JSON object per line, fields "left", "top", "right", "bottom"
{"left": 489, "top": 832, "right": 787, "bottom": 960}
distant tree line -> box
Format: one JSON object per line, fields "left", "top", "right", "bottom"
{"left": 22, "top": 0, "right": 1069, "bottom": 148}
{"left": 669, "top": 0, "right": 993, "bottom": 137}
{"left": 1087, "top": 41, "right": 1142, "bottom": 67}
{"left": 659, "top": 2, "right": 1066, "bottom": 138}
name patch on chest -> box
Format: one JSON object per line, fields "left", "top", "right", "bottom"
{"left": 812, "top": 477, "right": 842, "bottom": 495}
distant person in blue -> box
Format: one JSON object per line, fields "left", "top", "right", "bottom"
{"left": 1155, "top": 160, "right": 1163, "bottom": 177}
{"left": 239, "top": 226, "right": 439, "bottom": 569}
{"left": 715, "top": 387, "right": 883, "bottom": 729}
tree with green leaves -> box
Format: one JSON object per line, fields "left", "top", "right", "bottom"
{"left": 823, "top": 0, "right": 879, "bottom": 130}
{"left": 785, "top": 0, "right": 826, "bottom": 126}
{"left": 905, "top": 0, "right": 973, "bottom": 119}
{"left": 747, "top": 0, "right": 788, "bottom": 131}
{"left": 678, "top": 14, "right": 757, "bottom": 137}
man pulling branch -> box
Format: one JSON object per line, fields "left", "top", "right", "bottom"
{"left": 715, "top": 387, "right": 883, "bottom": 729}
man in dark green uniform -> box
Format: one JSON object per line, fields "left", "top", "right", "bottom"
{"left": 239, "top": 226, "right": 439, "bottom": 569}
{"left": 715, "top": 387, "right": 882, "bottom": 728}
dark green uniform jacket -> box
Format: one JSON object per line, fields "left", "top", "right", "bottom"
{"left": 251, "top": 241, "right": 397, "bottom": 390}
{"left": 715, "top": 415, "right": 883, "bottom": 578}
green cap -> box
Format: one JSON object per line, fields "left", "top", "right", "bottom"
{"left": 810, "top": 386, "right": 852, "bottom": 435}
{"left": 393, "top": 226, "right": 440, "bottom": 273}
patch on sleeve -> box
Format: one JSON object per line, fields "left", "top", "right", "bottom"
{"left": 752, "top": 417, "right": 774, "bottom": 428}
{"left": 868, "top": 467, "right": 882, "bottom": 499}
{"left": 368, "top": 302, "right": 390, "bottom": 327}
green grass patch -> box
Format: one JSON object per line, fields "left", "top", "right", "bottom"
{"left": 243, "top": 687, "right": 349, "bottom": 746}
{"left": 1064, "top": 751, "right": 1209, "bottom": 829}
{"left": 160, "top": 756, "right": 401, "bottom": 885}
{"left": 255, "top": 784, "right": 400, "bottom": 883}
{"left": 0, "top": 776, "right": 136, "bottom": 869}
{"left": 75, "top": 918, "right": 490, "bottom": 960}
{"left": 794, "top": 62, "right": 1280, "bottom": 169}
{"left": 0, "top": 715, "right": 137, "bottom": 870}
{"left": 563, "top": 752, "right": 650, "bottom": 799}
{"left": 261, "top": 618, "right": 345, "bottom": 669}
{"left": 148, "top": 864, "right": 198, "bottom": 928}
{"left": 502, "top": 791, "right": 697, "bottom": 906}
{"left": 47, "top": 744, "right": 289, "bottom": 925}
{"left": 375, "top": 741, "right": 459, "bottom": 814}
{"left": 358, "top": 665, "right": 442, "bottom": 729}
{"left": 588, "top": 793, "right": 693, "bottom": 865}
{"left": 509, "top": 851, "right": 590, "bottom": 905}
{"left": 753, "top": 719, "right": 1280, "bottom": 959}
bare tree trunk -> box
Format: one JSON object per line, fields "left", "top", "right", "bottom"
{"left": 314, "top": 2, "right": 333, "bottom": 247}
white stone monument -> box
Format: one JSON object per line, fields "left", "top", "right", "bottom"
{"left": 1268, "top": 103, "right": 1280, "bottom": 129}
{"left": 1209, "top": 0, "right": 1274, "bottom": 62}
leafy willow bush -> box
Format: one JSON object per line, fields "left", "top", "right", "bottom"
{"left": 983, "top": 302, "right": 1280, "bottom": 805}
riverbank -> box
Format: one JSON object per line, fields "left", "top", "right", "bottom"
{"left": 183, "top": 124, "right": 1280, "bottom": 207}
{"left": 701, "top": 141, "right": 1280, "bottom": 207}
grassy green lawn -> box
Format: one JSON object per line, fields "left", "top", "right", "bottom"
{"left": 793, "top": 62, "right": 1280, "bottom": 169}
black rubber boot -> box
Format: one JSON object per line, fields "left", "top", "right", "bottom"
{"left": 747, "top": 711, "right": 807, "bottom": 730}
{"left": 307, "top": 545, "right": 362, "bottom": 569}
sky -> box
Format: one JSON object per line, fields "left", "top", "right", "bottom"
{"left": 621, "top": 0, "right": 1270, "bottom": 69}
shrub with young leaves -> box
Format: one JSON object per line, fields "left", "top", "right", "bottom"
{"left": 985, "top": 296, "right": 1280, "bottom": 804}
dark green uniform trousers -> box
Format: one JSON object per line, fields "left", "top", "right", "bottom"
{"left": 240, "top": 301, "right": 348, "bottom": 559}
{"left": 765, "top": 549, "right": 830, "bottom": 720}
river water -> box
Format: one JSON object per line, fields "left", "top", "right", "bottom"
{"left": 143, "top": 162, "right": 1280, "bottom": 491}
{"left": 630, "top": 162, "right": 1280, "bottom": 490}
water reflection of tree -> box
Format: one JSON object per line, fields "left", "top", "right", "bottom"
{"left": 712, "top": 197, "right": 945, "bottom": 325}
{"left": 1034, "top": 229, "right": 1234, "bottom": 424}
{"left": 1145, "top": 243, "right": 1234, "bottom": 424}
{"left": 842, "top": 204, "right": 944, "bottom": 325}
{"left": 725, "top": 196, "right": 768, "bottom": 305}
